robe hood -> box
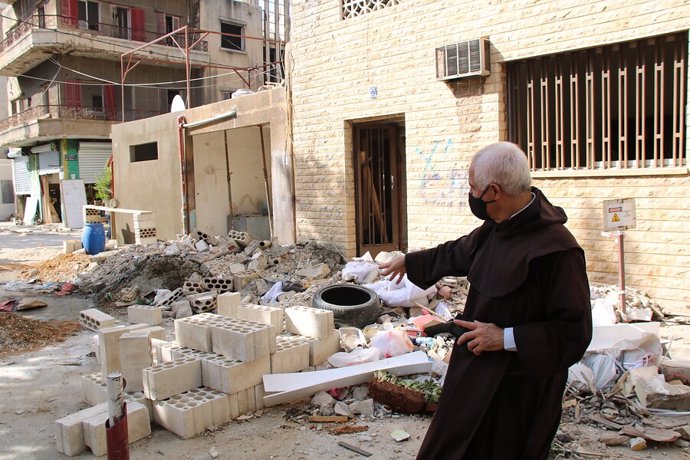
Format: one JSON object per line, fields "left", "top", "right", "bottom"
{"left": 467, "top": 187, "right": 581, "bottom": 297}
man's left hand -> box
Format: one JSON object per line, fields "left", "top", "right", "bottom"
{"left": 455, "top": 319, "right": 504, "bottom": 356}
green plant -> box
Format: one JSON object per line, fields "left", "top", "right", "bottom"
{"left": 373, "top": 370, "right": 442, "bottom": 404}
{"left": 94, "top": 166, "right": 112, "bottom": 202}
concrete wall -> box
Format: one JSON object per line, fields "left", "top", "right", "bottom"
{"left": 289, "top": 0, "right": 690, "bottom": 312}
{"left": 199, "top": 0, "right": 265, "bottom": 100}
{"left": 112, "top": 86, "right": 292, "bottom": 244}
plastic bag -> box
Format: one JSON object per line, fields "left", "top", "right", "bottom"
{"left": 342, "top": 252, "right": 379, "bottom": 284}
{"left": 369, "top": 329, "right": 415, "bottom": 358}
{"left": 567, "top": 363, "right": 596, "bottom": 393}
{"left": 581, "top": 353, "right": 618, "bottom": 390}
{"left": 364, "top": 275, "right": 437, "bottom": 308}
{"left": 261, "top": 281, "right": 283, "bottom": 303}
{"left": 328, "top": 346, "right": 381, "bottom": 367}
{"left": 591, "top": 297, "right": 618, "bottom": 326}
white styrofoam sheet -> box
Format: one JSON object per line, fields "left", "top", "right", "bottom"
{"left": 263, "top": 351, "right": 431, "bottom": 395}
{"left": 587, "top": 322, "right": 660, "bottom": 353}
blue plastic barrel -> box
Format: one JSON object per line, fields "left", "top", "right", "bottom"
{"left": 82, "top": 223, "right": 106, "bottom": 255}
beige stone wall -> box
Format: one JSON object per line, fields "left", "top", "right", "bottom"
{"left": 289, "top": 0, "right": 690, "bottom": 312}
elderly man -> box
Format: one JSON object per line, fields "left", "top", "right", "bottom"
{"left": 380, "top": 142, "right": 592, "bottom": 459}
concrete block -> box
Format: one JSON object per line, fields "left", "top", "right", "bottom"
{"left": 300, "top": 331, "right": 341, "bottom": 366}
{"left": 236, "top": 303, "right": 284, "bottom": 330}
{"left": 227, "top": 392, "right": 240, "bottom": 420}
{"left": 660, "top": 359, "right": 690, "bottom": 383}
{"left": 82, "top": 401, "right": 150, "bottom": 457}
{"left": 210, "top": 320, "right": 271, "bottom": 362}
{"left": 284, "top": 306, "right": 334, "bottom": 338}
{"left": 127, "top": 305, "right": 163, "bottom": 325}
{"left": 97, "top": 324, "right": 149, "bottom": 377}
{"left": 203, "top": 355, "right": 270, "bottom": 394}
{"left": 81, "top": 373, "right": 107, "bottom": 406}
{"left": 183, "top": 281, "right": 205, "bottom": 296}
{"left": 79, "top": 308, "right": 117, "bottom": 331}
{"left": 217, "top": 292, "right": 242, "bottom": 317}
{"left": 174, "top": 314, "right": 215, "bottom": 351}
{"left": 237, "top": 387, "right": 256, "bottom": 415}
{"left": 254, "top": 384, "right": 265, "bottom": 410}
{"left": 119, "top": 331, "right": 152, "bottom": 392}
{"left": 55, "top": 402, "right": 108, "bottom": 456}
{"left": 154, "top": 287, "right": 185, "bottom": 308}
{"left": 203, "top": 277, "right": 234, "bottom": 293}
{"left": 187, "top": 291, "right": 218, "bottom": 314}
{"left": 135, "top": 326, "right": 166, "bottom": 341}
{"left": 153, "top": 387, "right": 230, "bottom": 439}
{"left": 271, "top": 335, "right": 310, "bottom": 374}
{"left": 125, "top": 391, "right": 153, "bottom": 422}
{"left": 143, "top": 357, "right": 202, "bottom": 401}
{"left": 171, "top": 300, "right": 193, "bottom": 319}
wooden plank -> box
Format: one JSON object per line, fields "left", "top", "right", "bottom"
{"left": 307, "top": 415, "right": 349, "bottom": 423}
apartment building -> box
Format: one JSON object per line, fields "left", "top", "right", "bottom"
{"left": 0, "top": 0, "right": 272, "bottom": 225}
{"left": 288, "top": 0, "right": 690, "bottom": 312}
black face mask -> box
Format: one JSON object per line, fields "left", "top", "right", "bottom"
{"left": 468, "top": 185, "right": 496, "bottom": 221}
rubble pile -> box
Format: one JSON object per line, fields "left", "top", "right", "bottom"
{"left": 19, "top": 253, "right": 92, "bottom": 283}
{"left": 76, "top": 232, "right": 346, "bottom": 309}
{"left": 591, "top": 283, "right": 665, "bottom": 323}
{"left": 0, "top": 312, "right": 81, "bottom": 357}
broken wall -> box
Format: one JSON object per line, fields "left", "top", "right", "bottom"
{"left": 289, "top": 0, "right": 690, "bottom": 312}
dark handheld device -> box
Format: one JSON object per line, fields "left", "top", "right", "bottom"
{"left": 422, "top": 315, "right": 471, "bottom": 339}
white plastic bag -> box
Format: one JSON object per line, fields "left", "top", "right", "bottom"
{"left": 328, "top": 347, "right": 381, "bottom": 367}
{"left": 261, "top": 281, "right": 283, "bottom": 303}
{"left": 342, "top": 252, "right": 379, "bottom": 284}
{"left": 364, "top": 275, "right": 437, "bottom": 308}
{"left": 369, "top": 329, "right": 415, "bottom": 358}
{"left": 591, "top": 297, "right": 618, "bottom": 326}
{"left": 581, "top": 353, "right": 618, "bottom": 390}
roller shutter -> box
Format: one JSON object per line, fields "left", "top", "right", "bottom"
{"left": 12, "top": 155, "right": 31, "bottom": 195}
{"left": 78, "top": 142, "right": 112, "bottom": 184}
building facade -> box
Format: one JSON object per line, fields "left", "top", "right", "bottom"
{"left": 288, "top": 0, "right": 690, "bottom": 312}
{"left": 0, "top": 0, "right": 270, "bottom": 225}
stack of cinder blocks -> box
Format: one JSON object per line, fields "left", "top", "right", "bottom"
{"left": 61, "top": 299, "right": 342, "bottom": 451}
{"left": 58, "top": 309, "right": 163, "bottom": 456}
{"left": 133, "top": 211, "right": 157, "bottom": 245}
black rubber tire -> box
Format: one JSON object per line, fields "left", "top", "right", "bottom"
{"left": 311, "top": 284, "right": 381, "bottom": 328}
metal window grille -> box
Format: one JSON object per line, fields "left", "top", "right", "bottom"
{"left": 341, "top": 0, "right": 402, "bottom": 20}
{"left": 508, "top": 32, "right": 687, "bottom": 171}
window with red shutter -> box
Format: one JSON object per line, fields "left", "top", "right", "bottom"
{"left": 61, "top": 0, "right": 78, "bottom": 27}
{"left": 65, "top": 82, "right": 82, "bottom": 108}
{"left": 131, "top": 8, "right": 146, "bottom": 41}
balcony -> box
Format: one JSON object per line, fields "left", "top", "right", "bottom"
{"left": 0, "top": 104, "right": 165, "bottom": 148}
{"left": 0, "top": 14, "right": 209, "bottom": 76}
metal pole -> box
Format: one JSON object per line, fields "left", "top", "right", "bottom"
{"left": 185, "top": 26, "right": 191, "bottom": 108}
{"left": 617, "top": 231, "right": 626, "bottom": 315}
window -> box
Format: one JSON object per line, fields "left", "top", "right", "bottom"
{"left": 92, "top": 95, "right": 103, "bottom": 110}
{"left": 341, "top": 0, "right": 402, "bottom": 20}
{"left": 507, "top": 32, "right": 687, "bottom": 172}
{"left": 130, "top": 142, "right": 158, "bottom": 162}
{"left": 78, "top": 0, "right": 99, "bottom": 31}
{"left": 1, "top": 180, "right": 14, "bottom": 204}
{"left": 220, "top": 21, "right": 244, "bottom": 51}
{"left": 220, "top": 90, "right": 236, "bottom": 100}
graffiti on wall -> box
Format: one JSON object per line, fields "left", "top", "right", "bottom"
{"left": 415, "top": 138, "right": 469, "bottom": 207}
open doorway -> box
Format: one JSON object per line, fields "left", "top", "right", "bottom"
{"left": 352, "top": 121, "right": 407, "bottom": 257}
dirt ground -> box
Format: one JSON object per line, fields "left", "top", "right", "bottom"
{"left": 1, "top": 243, "right": 690, "bottom": 459}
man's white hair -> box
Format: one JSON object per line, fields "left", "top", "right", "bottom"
{"left": 471, "top": 142, "right": 531, "bottom": 196}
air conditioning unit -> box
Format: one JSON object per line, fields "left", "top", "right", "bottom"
{"left": 436, "top": 37, "right": 490, "bottom": 81}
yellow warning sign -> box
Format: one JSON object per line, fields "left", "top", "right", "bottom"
{"left": 612, "top": 213, "right": 620, "bottom": 222}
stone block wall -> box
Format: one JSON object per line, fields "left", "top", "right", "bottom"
{"left": 289, "top": 0, "right": 690, "bottom": 311}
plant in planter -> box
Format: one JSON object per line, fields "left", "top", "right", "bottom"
{"left": 368, "top": 370, "right": 442, "bottom": 414}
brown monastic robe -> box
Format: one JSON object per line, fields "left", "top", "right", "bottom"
{"left": 407, "top": 188, "right": 592, "bottom": 460}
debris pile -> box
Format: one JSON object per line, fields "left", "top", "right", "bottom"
{"left": 18, "top": 253, "right": 92, "bottom": 283}
{"left": 590, "top": 283, "right": 665, "bottom": 324}
{"left": 0, "top": 312, "right": 81, "bottom": 357}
